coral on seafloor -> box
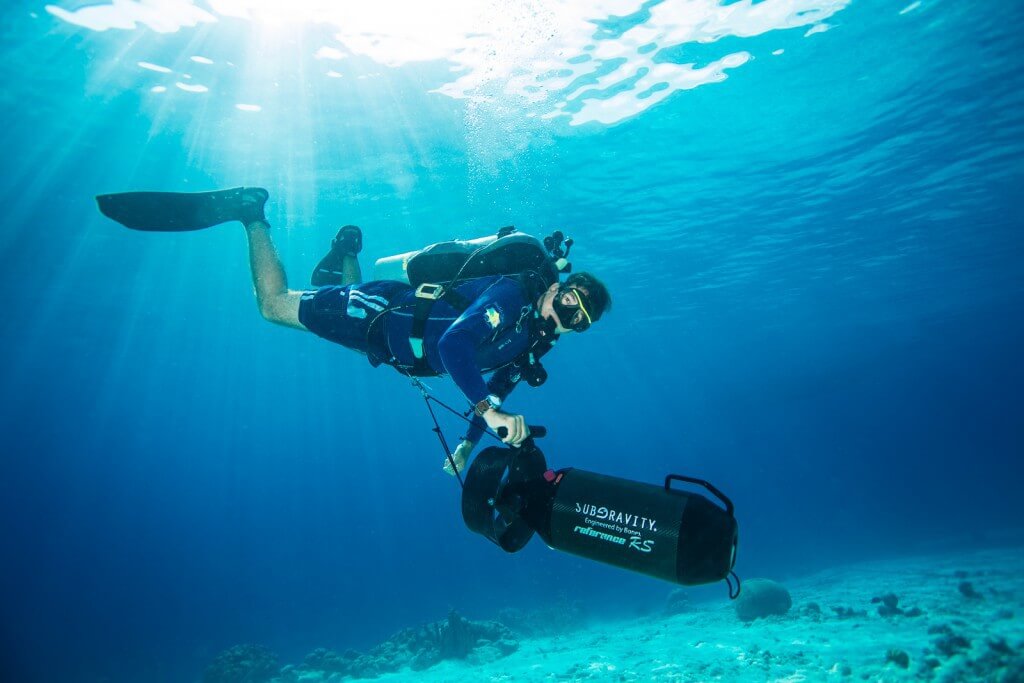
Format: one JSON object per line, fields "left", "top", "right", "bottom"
{"left": 269, "top": 610, "right": 519, "bottom": 682}
{"left": 497, "top": 598, "right": 588, "bottom": 637}
{"left": 870, "top": 592, "right": 924, "bottom": 618}
{"left": 885, "top": 649, "right": 910, "bottom": 669}
{"left": 199, "top": 552, "right": 1024, "bottom": 683}
{"left": 203, "top": 644, "right": 280, "bottom": 683}
{"left": 301, "top": 648, "right": 357, "bottom": 674}
{"left": 206, "top": 611, "right": 520, "bottom": 683}
{"left": 958, "top": 580, "right": 983, "bottom": 600}
{"left": 733, "top": 579, "right": 792, "bottom": 622}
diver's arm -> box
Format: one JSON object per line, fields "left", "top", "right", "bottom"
{"left": 437, "top": 323, "right": 492, "bottom": 409}
{"left": 438, "top": 283, "right": 530, "bottom": 445}
{"left": 448, "top": 373, "right": 517, "bottom": 474}
{"left": 463, "top": 366, "right": 521, "bottom": 447}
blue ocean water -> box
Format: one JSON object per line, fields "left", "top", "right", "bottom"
{"left": 1, "top": 1, "right": 1022, "bottom": 681}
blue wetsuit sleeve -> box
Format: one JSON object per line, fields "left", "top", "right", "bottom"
{"left": 465, "top": 365, "right": 521, "bottom": 444}
{"left": 437, "top": 279, "right": 524, "bottom": 408}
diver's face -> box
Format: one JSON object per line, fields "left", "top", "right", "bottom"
{"left": 540, "top": 283, "right": 592, "bottom": 334}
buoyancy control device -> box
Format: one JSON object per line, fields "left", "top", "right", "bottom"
{"left": 373, "top": 226, "right": 573, "bottom": 287}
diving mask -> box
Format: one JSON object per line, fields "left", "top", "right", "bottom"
{"left": 552, "top": 285, "right": 592, "bottom": 333}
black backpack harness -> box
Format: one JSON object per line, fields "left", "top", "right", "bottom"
{"left": 397, "top": 269, "right": 557, "bottom": 381}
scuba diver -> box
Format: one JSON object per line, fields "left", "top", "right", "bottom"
{"left": 96, "top": 187, "right": 612, "bottom": 474}
{"left": 97, "top": 187, "right": 744, "bottom": 596}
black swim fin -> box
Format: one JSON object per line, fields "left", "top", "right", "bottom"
{"left": 311, "top": 225, "right": 362, "bottom": 286}
{"left": 96, "top": 187, "right": 268, "bottom": 231}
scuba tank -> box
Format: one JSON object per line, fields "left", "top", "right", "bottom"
{"left": 462, "top": 430, "right": 739, "bottom": 591}
{"left": 373, "top": 226, "right": 572, "bottom": 286}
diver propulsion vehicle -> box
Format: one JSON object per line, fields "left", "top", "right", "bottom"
{"left": 462, "top": 429, "right": 740, "bottom": 590}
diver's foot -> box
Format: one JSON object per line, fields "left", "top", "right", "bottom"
{"left": 443, "top": 451, "right": 468, "bottom": 477}
{"left": 238, "top": 187, "right": 269, "bottom": 227}
{"left": 333, "top": 225, "right": 362, "bottom": 256}
{"left": 311, "top": 225, "right": 362, "bottom": 286}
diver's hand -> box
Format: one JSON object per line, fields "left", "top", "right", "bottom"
{"left": 443, "top": 440, "right": 476, "bottom": 476}
{"left": 483, "top": 409, "right": 530, "bottom": 447}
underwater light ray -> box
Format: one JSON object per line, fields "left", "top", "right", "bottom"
{"left": 82, "top": 27, "right": 155, "bottom": 91}
{"left": 46, "top": 0, "right": 855, "bottom": 128}
{"left": 194, "top": 22, "right": 329, "bottom": 223}
{"left": 0, "top": 107, "right": 173, "bottom": 421}
{"left": 120, "top": 20, "right": 232, "bottom": 142}
{"left": 181, "top": 94, "right": 222, "bottom": 172}
{"left": 372, "top": 72, "right": 457, "bottom": 195}
{"left": 0, "top": 47, "right": 154, "bottom": 259}
{"left": 84, "top": 234, "right": 187, "bottom": 450}
{"left": 164, "top": 20, "right": 226, "bottom": 80}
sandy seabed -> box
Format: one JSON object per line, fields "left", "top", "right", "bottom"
{"left": 366, "top": 547, "right": 1024, "bottom": 682}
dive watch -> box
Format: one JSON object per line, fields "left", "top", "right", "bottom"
{"left": 474, "top": 394, "right": 501, "bottom": 417}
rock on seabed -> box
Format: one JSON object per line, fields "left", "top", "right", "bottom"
{"left": 734, "top": 578, "right": 793, "bottom": 622}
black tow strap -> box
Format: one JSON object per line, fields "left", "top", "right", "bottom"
{"left": 407, "top": 375, "right": 508, "bottom": 490}
{"left": 421, "top": 390, "right": 462, "bottom": 487}
{"left": 725, "top": 571, "right": 742, "bottom": 599}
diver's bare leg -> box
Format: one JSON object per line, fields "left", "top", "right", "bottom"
{"left": 245, "top": 220, "right": 305, "bottom": 330}
{"left": 340, "top": 254, "right": 361, "bottom": 287}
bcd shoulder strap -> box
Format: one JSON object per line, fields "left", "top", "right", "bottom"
{"left": 408, "top": 282, "right": 474, "bottom": 375}
{"left": 408, "top": 270, "right": 554, "bottom": 377}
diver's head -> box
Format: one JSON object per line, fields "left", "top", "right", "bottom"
{"left": 538, "top": 272, "right": 612, "bottom": 334}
